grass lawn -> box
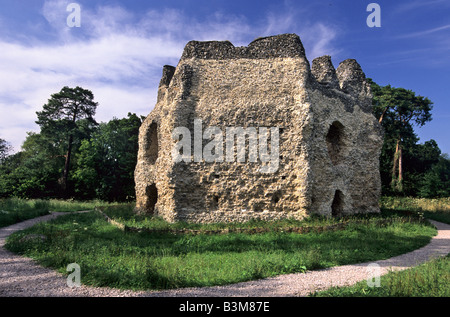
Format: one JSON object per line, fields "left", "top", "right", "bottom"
{"left": 310, "top": 196, "right": 450, "bottom": 297}
{"left": 311, "top": 254, "right": 450, "bottom": 297}
{"left": 5, "top": 203, "right": 438, "bottom": 291}
{"left": 0, "top": 197, "right": 105, "bottom": 228}
{"left": 0, "top": 198, "right": 50, "bottom": 228}
{"left": 381, "top": 196, "right": 450, "bottom": 224}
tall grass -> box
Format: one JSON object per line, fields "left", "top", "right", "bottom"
{"left": 311, "top": 196, "right": 450, "bottom": 297}
{"left": 0, "top": 197, "right": 106, "bottom": 228}
{"left": 381, "top": 196, "right": 450, "bottom": 212}
{"left": 47, "top": 199, "right": 105, "bottom": 212}
{"left": 3, "top": 196, "right": 448, "bottom": 293}
{"left": 381, "top": 196, "right": 450, "bottom": 223}
{"left": 5, "top": 207, "right": 437, "bottom": 291}
{"left": 0, "top": 198, "right": 50, "bottom": 228}
{"left": 311, "top": 254, "right": 450, "bottom": 297}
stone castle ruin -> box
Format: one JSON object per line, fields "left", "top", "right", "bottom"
{"left": 134, "top": 33, "right": 383, "bottom": 223}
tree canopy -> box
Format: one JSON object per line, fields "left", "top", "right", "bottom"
{"left": 36, "top": 86, "right": 98, "bottom": 196}
{"left": 0, "top": 138, "right": 12, "bottom": 163}
{"left": 369, "top": 79, "right": 447, "bottom": 196}
{"left": 73, "top": 113, "right": 142, "bottom": 201}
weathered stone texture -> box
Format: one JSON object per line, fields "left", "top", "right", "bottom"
{"left": 135, "top": 33, "right": 383, "bottom": 223}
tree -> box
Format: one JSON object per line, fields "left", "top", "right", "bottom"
{"left": 369, "top": 79, "right": 433, "bottom": 192}
{"left": 0, "top": 152, "right": 23, "bottom": 198}
{"left": 0, "top": 133, "right": 63, "bottom": 198}
{"left": 420, "top": 154, "right": 450, "bottom": 198}
{"left": 36, "top": 86, "right": 98, "bottom": 196}
{"left": 73, "top": 113, "right": 142, "bottom": 201}
{"left": 0, "top": 138, "right": 12, "bottom": 163}
{"left": 400, "top": 139, "right": 442, "bottom": 196}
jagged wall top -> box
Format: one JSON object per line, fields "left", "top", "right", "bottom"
{"left": 180, "top": 33, "right": 306, "bottom": 60}
{"left": 160, "top": 33, "right": 372, "bottom": 112}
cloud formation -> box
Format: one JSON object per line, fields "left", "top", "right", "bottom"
{"left": 0, "top": 0, "right": 340, "bottom": 153}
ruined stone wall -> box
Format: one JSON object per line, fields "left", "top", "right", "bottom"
{"left": 135, "top": 34, "right": 383, "bottom": 223}
{"left": 308, "top": 57, "right": 383, "bottom": 216}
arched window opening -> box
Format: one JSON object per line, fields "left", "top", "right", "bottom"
{"left": 146, "top": 122, "right": 158, "bottom": 164}
{"left": 326, "top": 121, "right": 345, "bottom": 165}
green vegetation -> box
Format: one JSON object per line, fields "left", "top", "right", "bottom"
{"left": 369, "top": 79, "right": 450, "bottom": 198}
{"left": 0, "top": 198, "right": 50, "bottom": 228}
{"left": 0, "top": 197, "right": 102, "bottom": 228}
{"left": 381, "top": 196, "right": 450, "bottom": 224}
{"left": 5, "top": 203, "right": 437, "bottom": 291}
{"left": 73, "top": 114, "right": 141, "bottom": 202}
{"left": 311, "top": 254, "right": 450, "bottom": 297}
{"left": 310, "top": 196, "right": 450, "bottom": 297}
{"left": 370, "top": 78, "right": 434, "bottom": 194}
{"left": 0, "top": 138, "right": 12, "bottom": 163}
{"left": 100, "top": 203, "right": 429, "bottom": 234}
{"left": 36, "top": 86, "right": 99, "bottom": 196}
{"left": 46, "top": 199, "right": 104, "bottom": 212}
{"left": 0, "top": 86, "right": 142, "bottom": 201}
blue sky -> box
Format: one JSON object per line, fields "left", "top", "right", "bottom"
{"left": 1, "top": 0, "right": 449, "bottom": 155}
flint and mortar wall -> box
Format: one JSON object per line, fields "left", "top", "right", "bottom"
{"left": 308, "top": 57, "right": 383, "bottom": 216}
{"left": 135, "top": 34, "right": 383, "bottom": 223}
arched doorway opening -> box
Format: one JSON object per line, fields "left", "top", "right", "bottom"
{"left": 331, "top": 190, "right": 344, "bottom": 217}
{"left": 146, "top": 184, "right": 158, "bottom": 214}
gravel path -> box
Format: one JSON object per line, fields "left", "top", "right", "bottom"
{"left": 0, "top": 212, "right": 449, "bottom": 297}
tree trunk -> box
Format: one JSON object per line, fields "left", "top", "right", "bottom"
{"left": 391, "top": 139, "right": 403, "bottom": 192}
{"left": 398, "top": 144, "right": 403, "bottom": 183}
{"left": 392, "top": 139, "right": 399, "bottom": 185}
{"left": 62, "top": 134, "right": 73, "bottom": 196}
{"left": 379, "top": 107, "right": 389, "bottom": 124}
{"left": 398, "top": 142, "right": 403, "bottom": 191}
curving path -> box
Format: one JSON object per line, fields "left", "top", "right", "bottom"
{"left": 0, "top": 212, "right": 449, "bottom": 297}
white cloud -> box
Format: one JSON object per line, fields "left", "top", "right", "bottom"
{"left": 0, "top": 2, "right": 184, "bottom": 152}
{"left": 300, "top": 23, "right": 340, "bottom": 60}
{"left": 0, "top": 0, "right": 341, "bottom": 153}
{"left": 397, "top": 24, "right": 450, "bottom": 39}
{"left": 257, "top": 7, "right": 340, "bottom": 59}
{"left": 394, "top": 0, "right": 450, "bottom": 13}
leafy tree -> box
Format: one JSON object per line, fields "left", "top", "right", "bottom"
{"left": 36, "top": 87, "right": 98, "bottom": 196}
{"left": 420, "top": 154, "right": 450, "bottom": 198}
{"left": 369, "top": 79, "right": 433, "bottom": 193}
{"left": 0, "top": 152, "right": 23, "bottom": 198}
{"left": 0, "top": 138, "right": 12, "bottom": 163}
{"left": 407, "top": 139, "right": 441, "bottom": 177}
{"left": 0, "top": 133, "right": 62, "bottom": 198}
{"left": 74, "top": 113, "right": 142, "bottom": 201}
{"left": 401, "top": 140, "right": 441, "bottom": 196}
